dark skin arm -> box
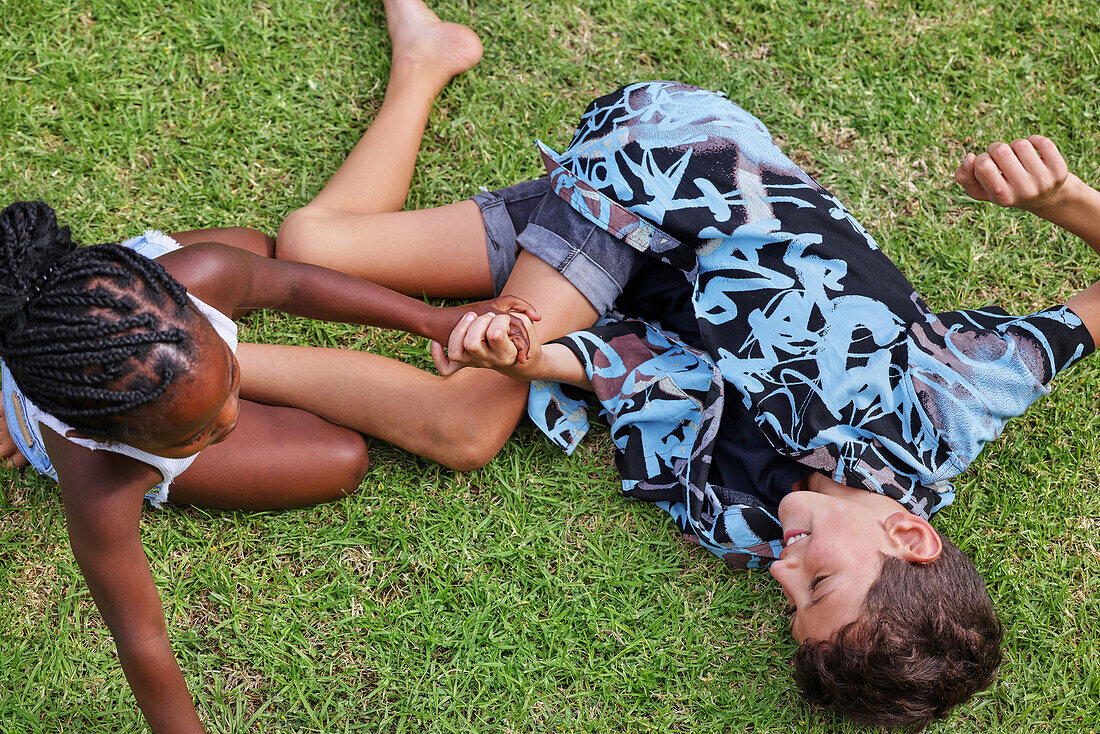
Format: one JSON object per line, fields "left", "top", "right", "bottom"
{"left": 157, "top": 240, "right": 538, "bottom": 360}
{"left": 45, "top": 401, "right": 373, "bottom": 734}
{"left": 44, "top": 429, "right": 206, "bottom": 734}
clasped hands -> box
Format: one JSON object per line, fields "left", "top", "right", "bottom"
{"left": 433, "top": 297, "right": 541, "bottom": 379}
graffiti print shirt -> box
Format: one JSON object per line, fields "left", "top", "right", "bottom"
{"left": 527, "top": 82, "right": 1093, "bottom": 567}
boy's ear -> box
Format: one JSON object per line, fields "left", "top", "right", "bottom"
{"left": 883, "top": 512, "right": 942, "bottom": 563}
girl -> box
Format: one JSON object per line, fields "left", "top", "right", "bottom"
{"left": 0, "top": 209, "right": 533, "bottom": 732}
{"left": 0, "top": 2, "right": 534, "bottom": 732}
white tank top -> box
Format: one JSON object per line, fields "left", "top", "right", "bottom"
{"left": 1, "top": 231, "right": 238, "bottom": 507}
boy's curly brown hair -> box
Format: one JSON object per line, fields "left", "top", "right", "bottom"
{"left": 792, "top": 534, "right": 1002, "bottom": 730}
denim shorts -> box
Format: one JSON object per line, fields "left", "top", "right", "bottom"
{"left": 471, "top": 178, "right": 644, "bottom": 314}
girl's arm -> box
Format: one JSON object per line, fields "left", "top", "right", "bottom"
{"left": 955, "top": 135, "right": 1100, "bottom": 252}
{"left": 43, "top": 430, "right": 207, "bottom": 734}
{"left": 156, "top": 243, "right": 536, "bottom": 349}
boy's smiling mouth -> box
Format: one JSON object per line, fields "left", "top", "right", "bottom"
{"left": 784, "top": 529, "right": 810, "bottom": 547}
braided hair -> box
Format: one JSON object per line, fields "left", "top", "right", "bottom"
{"left": 0, "top": 201, "right": 198, "bottom": 441}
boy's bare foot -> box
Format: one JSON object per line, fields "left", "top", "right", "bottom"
{"left": 383, "top": 0, "right": 483, "bottom": 93}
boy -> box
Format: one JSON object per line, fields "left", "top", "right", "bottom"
{"left": 435, "top": 82, "right": 1100, "bottom": 727}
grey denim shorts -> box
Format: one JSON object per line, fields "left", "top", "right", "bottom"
{"left": 471, "top": 178, "right": 644, "bottom": 315}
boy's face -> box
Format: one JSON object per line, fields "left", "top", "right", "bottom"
{"left": 769, "top": 480, "right": 942, "bottom": 643}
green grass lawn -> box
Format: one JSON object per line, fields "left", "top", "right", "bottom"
{"left": 2, "top": 0, "right": 1099, "bottom": 731}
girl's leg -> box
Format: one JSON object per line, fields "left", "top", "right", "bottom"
{"left": 276, "top": 0, "right": 493, "bottom": 297}
{"left": 169, "top": 399, "right": 370, "bottom": 511}
{"left": 236, "top": 251, "right": 600, "bottom": 471}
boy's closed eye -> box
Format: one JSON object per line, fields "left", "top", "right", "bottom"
{"left": 781, "top": 576, "right": 827, "bottom": 617}
{"left": 806, "top": 575, "right": 835, "bottom": 610}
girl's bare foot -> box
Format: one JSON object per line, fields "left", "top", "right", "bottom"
{"left": 383, "top": 0, "right": 483, "bottom": 93}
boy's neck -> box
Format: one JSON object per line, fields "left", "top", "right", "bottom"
{"left": 792, "top": 471, "right": 833, "bottom": 494}
{"left": 793, "top": 471, "right": 909, "bottom": 514}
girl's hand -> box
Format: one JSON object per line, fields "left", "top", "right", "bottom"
{"left": 461, "top": 294, "right": 541, "bottom": 324}
{"left": 0, "top": 403, "right": 29, "bottom": 469}
{"left": 439, "top": 295, "right": 540, "bottom": 337}
{"left": 432, "top": 311, "right": 542, "bottom": 378}
{"left": 955, "top": 135, "right": 1069, "bottom": 212}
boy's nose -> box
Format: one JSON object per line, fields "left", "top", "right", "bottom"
{"left": 769, "top": 555, "right": 799, "bottom": 582}
{"left": 768, "top": 562, "right": 797, "bottom": 604}
{"left": 777, "top": 541, "right": 802, "bottom": 563}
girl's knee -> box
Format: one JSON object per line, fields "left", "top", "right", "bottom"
{"left": 173, "top": 225, "right": 274, "bottom": 257}
{"left": 334, "top": 431, "right": 371, "bottom": 491}
{"left": 222, "top": 226, "right": 275, "bottom": 257}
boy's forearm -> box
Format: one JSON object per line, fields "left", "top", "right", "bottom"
{"left": 506, "top": 343, "right": 592, "bottom": 390}
{"left": 1029, "top": 174, "right": 1100, "bottom": 254}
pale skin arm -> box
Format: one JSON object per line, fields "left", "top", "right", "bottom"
{"left": 44, "top": 430, "right": 207, "bottom": 734}
{"left": 433, "top": 311, "right": 593, "bottom": 390}
{"left": 956, "top": 135, "right": 1100, "bottom": 348}
{"left": 956, "top": 135, "right": 1100, "bottom": 254}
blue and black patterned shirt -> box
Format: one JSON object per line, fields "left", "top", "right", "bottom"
{"left": 527, "top": 82, "right": 1094, "bottom": 568}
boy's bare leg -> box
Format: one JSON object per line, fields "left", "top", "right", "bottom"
{"left": 310, "top": 0, "right": 482, "bottom": 214}
{"left": 238, "top": 251, "right": 599, "bottom": 470}
{"left": 277, "top": 0, "right": 493, "bottom": 297}
{"left": 281, "top": 201, "right": 496, "bottom": 298}
{"left": 268, "top": 1, "right": 599, "bottom": 465}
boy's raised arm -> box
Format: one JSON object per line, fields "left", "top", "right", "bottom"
{"left": 957, "top": 135, "right": 1100, "bottom": 348}
{"left": 955, "top": 135, "right": 1100, "bottom": 253}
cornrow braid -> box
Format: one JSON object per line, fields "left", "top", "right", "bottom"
{"left": 0, "top": 201, "right": 198, "bottom": 440}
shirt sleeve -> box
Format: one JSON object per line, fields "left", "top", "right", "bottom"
{"left": 531, "top": 317, "right": 786, "bottom": 568}
{"left": 525, "top": 318, "right": 672, "bottom": 457}
{"left": 934, "top": 303, "right": 1094, "bottom": 386}
{"left": 904, "top": 302, "right": 1095, "bottom": 480}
